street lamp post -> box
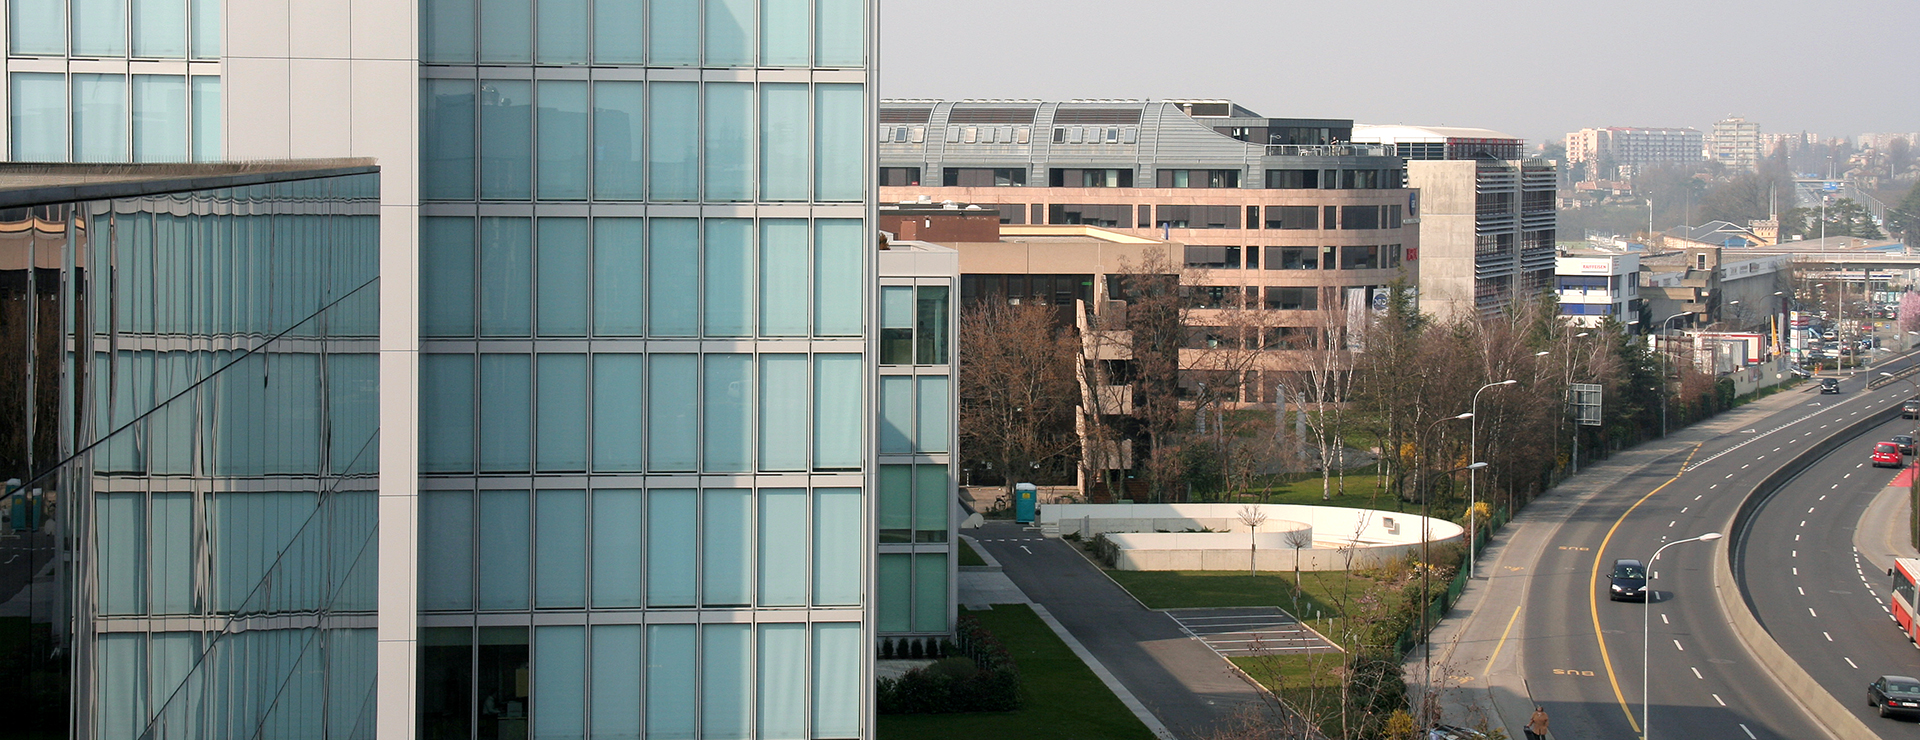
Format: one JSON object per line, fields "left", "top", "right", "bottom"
{"left": 1419, "top": 452, "right": 1485, "bottom": 725}
{"left": 1643, "top": 532, "right": 1723, "bottom": 740}
{"left": 1469, "top": 380, "right": 1517, "bottom": 579}
{"left": 1659, "top": 311, "right": 1691, "bottom": 436}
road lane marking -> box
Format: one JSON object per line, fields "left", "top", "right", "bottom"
{"left": 1483, "top": 601, "right": 1525, "bottom": 680}
{"left": 1696, "top": 495, "right": 1703, "bottom": 500}
{"left": 1021, "top": 546, "right": 1032, "bottom": 554}
{"left": 1847, "top": 657, "right": 1859, "bottom": 669}
{"left": 1692, "top": 666, "right": 1703, "bottom": 679}
{"left": 1825, "top": 632, "right": 1833, "bottom": 641}
{"left": 1799, "top": 587, "right": 1806, "bottom": 595}
{"left": 1681, "top": 507, "right": 1689, "bottom": 513}
{"left": 1740, "top": 724, "right": 1756, "bottom": 739}
{"left": 1661, "top": 614, "right": 1669, "bottom": 624}
{"left": 1794, "top": 567, "right": 1798, "bottom": 575}
{"left": 1811, "top": 607, "right": 1819, "bottom": 617}
{"left": 1588, "top": 443, "right": 1700, "bottom": 735}
{"left": 1674, "top": 639, "right": 1684, "bottom": 651}
{"left": 1668, "top": 521, "right": 1676, "bottom": 527}
{"left": 1714, "top": 693, "right": 1727, "bottom": 705}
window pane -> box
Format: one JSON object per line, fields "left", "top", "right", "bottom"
{"left": 705, "top": 82, "right": 753, "bottom": 201}
{"left": 647, "top": 490, "right": 697, "bottom": 606}
{"left": 592, "top": 81, "right": 644, "bottom": 199}
{"left": 478, "top": 0, "right": 531, "bottom": 62}
{"left": 131, "top": 0, "right": 186, "bottom": 57}
{"left": 537, "top": 218, "right": 588, "bottom": 336}
{"left": 420, "top": 354, "right": 475, "bottom": 472}
{"left": 592, "top": 218, "right": 645, "bottom": 335}
{"left": 479, "top": 217, "right": 532, "bottom": 336}
{"left": 537, "top": 354, "right": 588, "bottom": 471}
{"left": 591, "top": 490, "right": 644, "bottom": 608}
{"left": 703, "top": 354, "right": 753, "bottom": 472}
{"left": 10, "top": 73, "right": 67, "bottom": 161}
{"left": 648, "top": 218, "right": 697, "bottom": 336}
{"left": 188, "top": 0, "right": 217, "bottom": 57}
{"left": 536, "top": 490, "right": 587, "bottom": 607}
{"left": 480, "top": 79, "right": 533, "bottom": 199}
{"left": 760, "top": 0, "right": 806, "bottom": 65}
{"left": 759, "top": 489, "right": 806, "bottom": 605}
{"left": 915, "top": 286, "right": 949, "bottom": 364}
{"left": 758, "top": 354, "right": 807, "bottom": 471}
{"left": 814, "top": 84, "right": 863, "bottom": 202}
{"left": 647, "top": 355, "right": 697, "bottom": 471}
{"left": 72, "top": 0, "right": 127, "bottom": 56}
{"left": 760, "top": 84, "right": 808, "bottom": 201}
{"left": 813, "top": 220, "right": 863, "bottom": 337}
{"left": 705, "top": 0, "right": 751, "bottom": 66}
{"left": 703, "top": 624, "right": 752, "bottom": 739}
{"left": 593, "top": 0, "right": 642, "bottom": 63}
{"left": 876, "top": 554, "right": 908, "bottom": 631}
{"left": 590, "top": 625, "right": 642, "bottom": 740}
{"left": 534, "top": 626, "right": 585, "bottom": 739}
{"left": 420, "top": 491, "right": 474, "bottom": 611}
{"left": 423, "top": 0, "right": 476, "bottom": 62}
{"left": 814, "top": 0, "right": 862, "bottom": 67}
{"left": 877, "top": 465, "right": 909, "bottom": 543}
{"left": 478, "top": 490, "right": 531, "bottom": 610}
{"left": 422, "top": 78, "right": 476, "bottom": 200}
{"left": 812, "top": 354, "right": 861, "bottom": 469}
{"left": 814, "top": 487, "right": 860, "bottom": 606}
{"left": 479, "top": 628, "right": 532, "bottom": 737}
{"left": 479, "top": 353, "right": 532, "bottom": 472}
{"left": 703, "top": 488, "right": 751, "bottom": 605}
{"left": 649, "top": 0, "right": 697, "bottom": 65}
{"left": 647, "top": 82, "right": 697, "bottom": 201}
{"left": 9, "top": 0, "right": 66, "bottom": 56}
{"left": 646, "top": 625, "right": 696, "bottom": 739}
{"left": 422, "top": 217, "right": 476, "bottom": 337}
{"left": 149, "top": 492, "right": 192, "bottom": 614}
{"left": 73, "top": 73, "right": 128, "bottom": 163}
{"left": 759, "top": 219, "right": 809, "bottom": 336}
{"left": 189, "top": 75, "right": 219, "bottom": 161}
{"left": 758, "top": 624, "right": 807, "bottom": 740}
{"left": 879, "top": 286, "right": 912, "bottom": 364}
{"left": 878, "top": 376, "right": 910, "bottom": 454}
{"left": 916, "top": 376, "right": 949, "bottom": 453}
{"left": 535, "top": 0, "right": 586, "bottom": 63}
{"left": 913, "top": 553, "right": 948, "bottom": 632}
{"left": 592, "top": 354, "right": 645, "bottom": 471}
{"left": 914, "top": 464, "right": 949, "bottom": 542}
{"left": 421, "top": 628, "right": 474, "bottom": 740}
{"left": 705, "top": 218, "right": 753, "bottom": 336}
{"left": 537, "top": 80, "right": 588, "bottom": 200}
{"left": 813, "top": 623, "right": 861, "bottom": 737}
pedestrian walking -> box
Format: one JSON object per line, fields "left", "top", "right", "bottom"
{"left": 1524, "top": 706, "right": 1549, "bottom": 740}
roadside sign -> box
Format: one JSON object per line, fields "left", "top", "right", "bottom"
{"left": 1572, "top": 383, "right": 1603, "bottom": 426}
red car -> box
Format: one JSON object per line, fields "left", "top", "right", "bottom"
{"left": 1873, "top": 442, "right": 1904, "bottom": 468}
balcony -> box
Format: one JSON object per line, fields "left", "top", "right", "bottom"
{"left": 1264, "top": 143, "right": 1396, "bottom": 157}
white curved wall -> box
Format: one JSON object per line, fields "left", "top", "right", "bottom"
{"left": 1043, "top": 503, "right": 1463, "bottom": 572}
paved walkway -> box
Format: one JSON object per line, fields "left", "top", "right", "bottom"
{"left": 963, "top": 522, "right": 1268, "bottom": 740}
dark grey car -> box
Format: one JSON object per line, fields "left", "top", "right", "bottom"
{"left": 1609, "top": 559, "right": 1647, "bottom": 602}
{"left": 1869, "top": 675, "right": 1920, "bottom": 718}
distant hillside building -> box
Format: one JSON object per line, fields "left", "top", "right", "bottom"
{"left": 1710, "top": 117, "right": 1764, "bottom": 171}
{"left": 1352, "top": 125, "right": 1557, "bottom": 320}
{"left": 1564, "top": 127, "right": 1704, "bottom": 179}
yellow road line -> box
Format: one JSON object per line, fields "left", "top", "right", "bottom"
{"left": 1588, "top": 442, "right": 1702, "bottom": 736}
{"left": 1484, "top": 601, "right": 1524, "bottom": 680}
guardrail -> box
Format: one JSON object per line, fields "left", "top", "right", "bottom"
{"left": 1866, "top": 362, "right": 1920, "bottom": 391}
{"left": 1714, "top": 396, "right": 1899, "bottom": 740}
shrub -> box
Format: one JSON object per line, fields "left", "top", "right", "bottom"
{"left": 876, "top": 614, "right": 1021, "bottom": 714}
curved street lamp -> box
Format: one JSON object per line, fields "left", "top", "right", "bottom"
{"left": 1659, "top": 311, "right": 1692, "bottom": 436}
{"left": 1419, "top": 456, "right": 1486, "bottom": 726}
{"left": 1469, "top": 381, "right": 1517, "bottom": 579}
{"left": 1643, "top": 532, "right": 1723, "bottom": 740}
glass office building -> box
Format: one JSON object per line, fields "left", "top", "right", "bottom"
{"left": 0, "top": 161, "right": 380, "bottom": 738}
{"left": 415, "top": 2, "right": 876, "bottom": 739}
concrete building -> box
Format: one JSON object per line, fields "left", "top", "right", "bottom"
{"left": 1555, "top": 253, "right": 1640, "bottom": 327}
{"left": 3, "top": 2, "right": 883, "bottom": 739}
{"left": 876, "top": 98, "right": 1420, "bottom": 398}
{"left": 1351, "top": 125, "right": 1556, "bottom": 320}
{"left": 1639, "top": 246, "right": 1791, "bottom": 333}
{"left": 1709, "top": 117, "right": 1764, "bottom": 171}
{"left": 1564, "top": 127, "right": 1704, "bottom": 179}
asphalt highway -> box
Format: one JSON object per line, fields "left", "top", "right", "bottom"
{"left": 1739, "top": 407, "right": 1920, "bottom": 736}
{"left": 1514, "top": 368, "right": 1914, "bottom": 740}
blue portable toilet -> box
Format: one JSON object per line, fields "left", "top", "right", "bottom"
{"left": 1015, "top": 483, "right": 1037, "bottom": 524}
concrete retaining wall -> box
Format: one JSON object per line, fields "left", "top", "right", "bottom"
{"left": 1043, "top": 503, "right": 1463, "bottom": 572}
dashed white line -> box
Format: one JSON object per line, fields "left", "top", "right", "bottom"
{"left": 1799, "top": 586, "right": 1806, "bottom": 595}
{"left": 1691, "top": 666, "right": 1704, "bottom": 679}
{"left": 1695, "top": 495, "right": 1704, "bottom": 500}
{"left": 1773, "top": 447, "right": 1781, "bottom": 452}
{"left": 1793, "top": 550, "right": 1799, "bottom": 557}
{"left": 1740, "top": 724, "right": 1756, "bottom": 739}
{"left": 1661, "top": 614, "right": 1670, "bottom": 625}
{"left": 1819, "top": 495, "right": 1827, "bottom": 500}
{"left": 1846, "top": 656, "right": 1860, "bottom": 669}
{"left": 1825, "top": 631, "right": 1834, "bottom": 641}
{"left": 1681, "top": 507, "right": 1689, "bottom": 513}
{"left": 1742, "top": 464, "right": 1751, "bottom": 469}
{"left": 1674, "top": 639, "right": 1685, "bottom": 651}
{"left": 1800, "top": 520, "right": 1807, "bottom": 526}
{"left": 1812, "top": 607, "right": 1820, "bottom": 617}
{"left": 1710, "top": 484, "right": 1718, "bottom": 489}
{"left": 1793, "top": 567, "right": 1799, "bottom": 575}
{"left": 1714, "top": 693, "right": 1727, "bottom": 706}
{"left": 1758, "top": 455, "right": 1766, "bottom": 460}
{"left": 1668, "top": 521, "right": 1676, "bottom": 527}
{"left": 1796, "top": 534, "right": 1801, "bottom": 541}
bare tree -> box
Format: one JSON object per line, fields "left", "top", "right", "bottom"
{"left": 957, "top": 300, "right": 1080, "bottom": 499}
{"left": 1285, "top": 527, "right": 1314, "bottom": 591}
{"left": 1239, "top": 505, "right": 1269, "bottom": 576}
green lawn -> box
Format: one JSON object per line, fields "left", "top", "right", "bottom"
{"left": 1222, "top": 472, "right": 1412, "bottom": 511}
{"left": 1103, "top": 569, "right": 1389, "bottom": 642}
{"left": 1230, "top": 653, "right": 1348, "bottom": 732}
{"left": 877, "top": 604, "right": 1157, "bottom": 740}
{"left": 958, "top": 538, "right": 987, "bottom": 567}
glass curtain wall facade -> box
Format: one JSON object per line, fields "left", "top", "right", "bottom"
{"left": 417, "top": 1, "right": 874, "bottom": 739}
{"left": 4, "top": 0, "right": 223, "bottom": 162}
{"left": 0, "top": 165, "right": 381, "bottom": 739}
{"left": 874, "top": 249, "right": 954, "bottom": 640}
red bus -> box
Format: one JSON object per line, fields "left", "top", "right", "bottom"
{"left": 1891, "top": 558, "right": 1920, "bottom": 644}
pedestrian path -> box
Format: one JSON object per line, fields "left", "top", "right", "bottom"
{"left": 1164, "top": 607, "right": 1341, "bottom": 657}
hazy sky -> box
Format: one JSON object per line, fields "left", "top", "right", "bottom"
{"left": 878, "top": 0, "right": 1919, "bottom": 147}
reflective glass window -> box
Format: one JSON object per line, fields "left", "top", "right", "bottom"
{"left": 813, "top": 354, "right": 861, "bottom": 469}
{"left": 536, "top": 0, "right": 587, "bottom": 63}
{"left": 647, "top": 218, "right": 697, "bottom": 336}
{"left": 188, "top": 0, "right": 217, "bottom": 58}
{"left": 914, "top": 553, "right": 949, "bottom": 632}
{"left": 593, "top": 0, "right": 643, "bottom": 63}
{"left": 537, "top": 218, "right": 588, "bottom": 336}
{"left": 537, "top": 80, "right": 589, "bottom": 200}
{"left": 916, "top": 376, "right": 950, "bottom": 453}
{"left": 702, "top": 488, "right": 751, "bottom": 606}
{"left": 815, "top": 84, "right": 864, "bottom": 201}
{"left": 875, "top": 553, "right": 908, "bottom": 632}
{"left": 591, "top": 490, "right": 644, "bottom": 607}
{"left": 9, "top": 73, "right": 67, "bottom": 161}
{"left": 590, "top": 625, "right": 642, "bottom": 738}
{"left": 757, "top": 354, "right": 807, "bottom": 471}
{"left": 705, "top": 0, "right": 752, "bottom": 66}
{"left": 703, "top": 354, "right": 752, "bottom": 472}
{"left": 420, "top": 491, "right": 475, "bottom": 610}
{"left": 813, "top": 488, "right": 860, "bottom": 606}
{"left": 705, "top": 83, "right": 753, "bottom": 201}
{"left": 758, "top": 489, "right": 806, "bottom": 605}
{"left": 647, "top": 355, "right": 697, "bottom": 471}
{"left": 759, "top": 219, "right": 809, "bottom": 336}
{"left": 592, "top": 354, "right": 646, "bottom": 471}
{"left": 878, "top": 376, "right": 910, "bottom": 454}
{"left": 420, "top": 354, "right": 476, "bottom": 472}
{"left": 478, "top": 353, "right": 532, "bottom": 472}
{"left": 131, "top": 0, "right": 187, "bottom": 57}
{"left": 535, "top": 489, "right": 587, "bottom": 607}
{"left": 9, "top": 0, "right": 66, "bottom": 55}
{"left": 423, "top": 78, "right": 477, "bottom": 200}
{"left": 760, "top": 84, "right": 808, "bottom": 201}
{"left": 703, "top": 624, "right": 752, "bottom": 739}
{"left": 815, "top": 0, "right": 864, "bottom": 67}
{"left": 479, "top": 217, "right": 532, "bottom": 336}
{"left": 73, "top": 73, "right": 129, "bottom": 162}
{"left": 133, "top": 75, "right": 187, "bottom": 162}
{"left": 480, "top": 79, "right": 533, "bottom": 199}
{"left": 190, "top": 75, "right": 220, "bottom": 161}
{"left": 915, "top": 465, "right": 949, "bottom": 542}
{"left": 813, "top": 220, "right": 863, "bottom": 336}
{"left": 478, "top": 0, "right": 531, "bottom": 62}
{"left": 478, "top": 491, "right": 531, "bottom": 610}
{"left": 592, "top": 82, "right": 644, "bottom": 200}
{"left": 423, "top": 0, "right": 476, "bottom": 63}
{"left": 647, "top": 489, "right": 696, "bottom": 606}
{"left": 759, "top": 0, "right": 807, "bottom": 66}
{"left": 592, "top": 217, "right": 645, "bottom": 335}
{"left": 72, "top": 0, "right": 128, "bottom": 56}
{"left": 534, "top": 626, "right": 586, "bottom": 737}
{"left": 704, "top": 218, "right": 753, "bottom": 336}
{"left": 537, "top": 354, "right": 588, "bottom": 471}
{"left": 758, "top": 624, "right": 807, "bottom": 739}
{"left": 478, "top": 628, "right": 531, "bottom": 736}
{"left": 646, "top": 624, "right": 696, "bottom": 739}
{"left": 649, "top": 0, "right": 697, "bottom": 65}
{"left": 422, "top": 217, "right": 476, "bottom": 337}
{"left": 648, "top": 82, "right": 698, "bottom": 201}
{"left": 813, "top": 623, "right": 862, "bottom": 736}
